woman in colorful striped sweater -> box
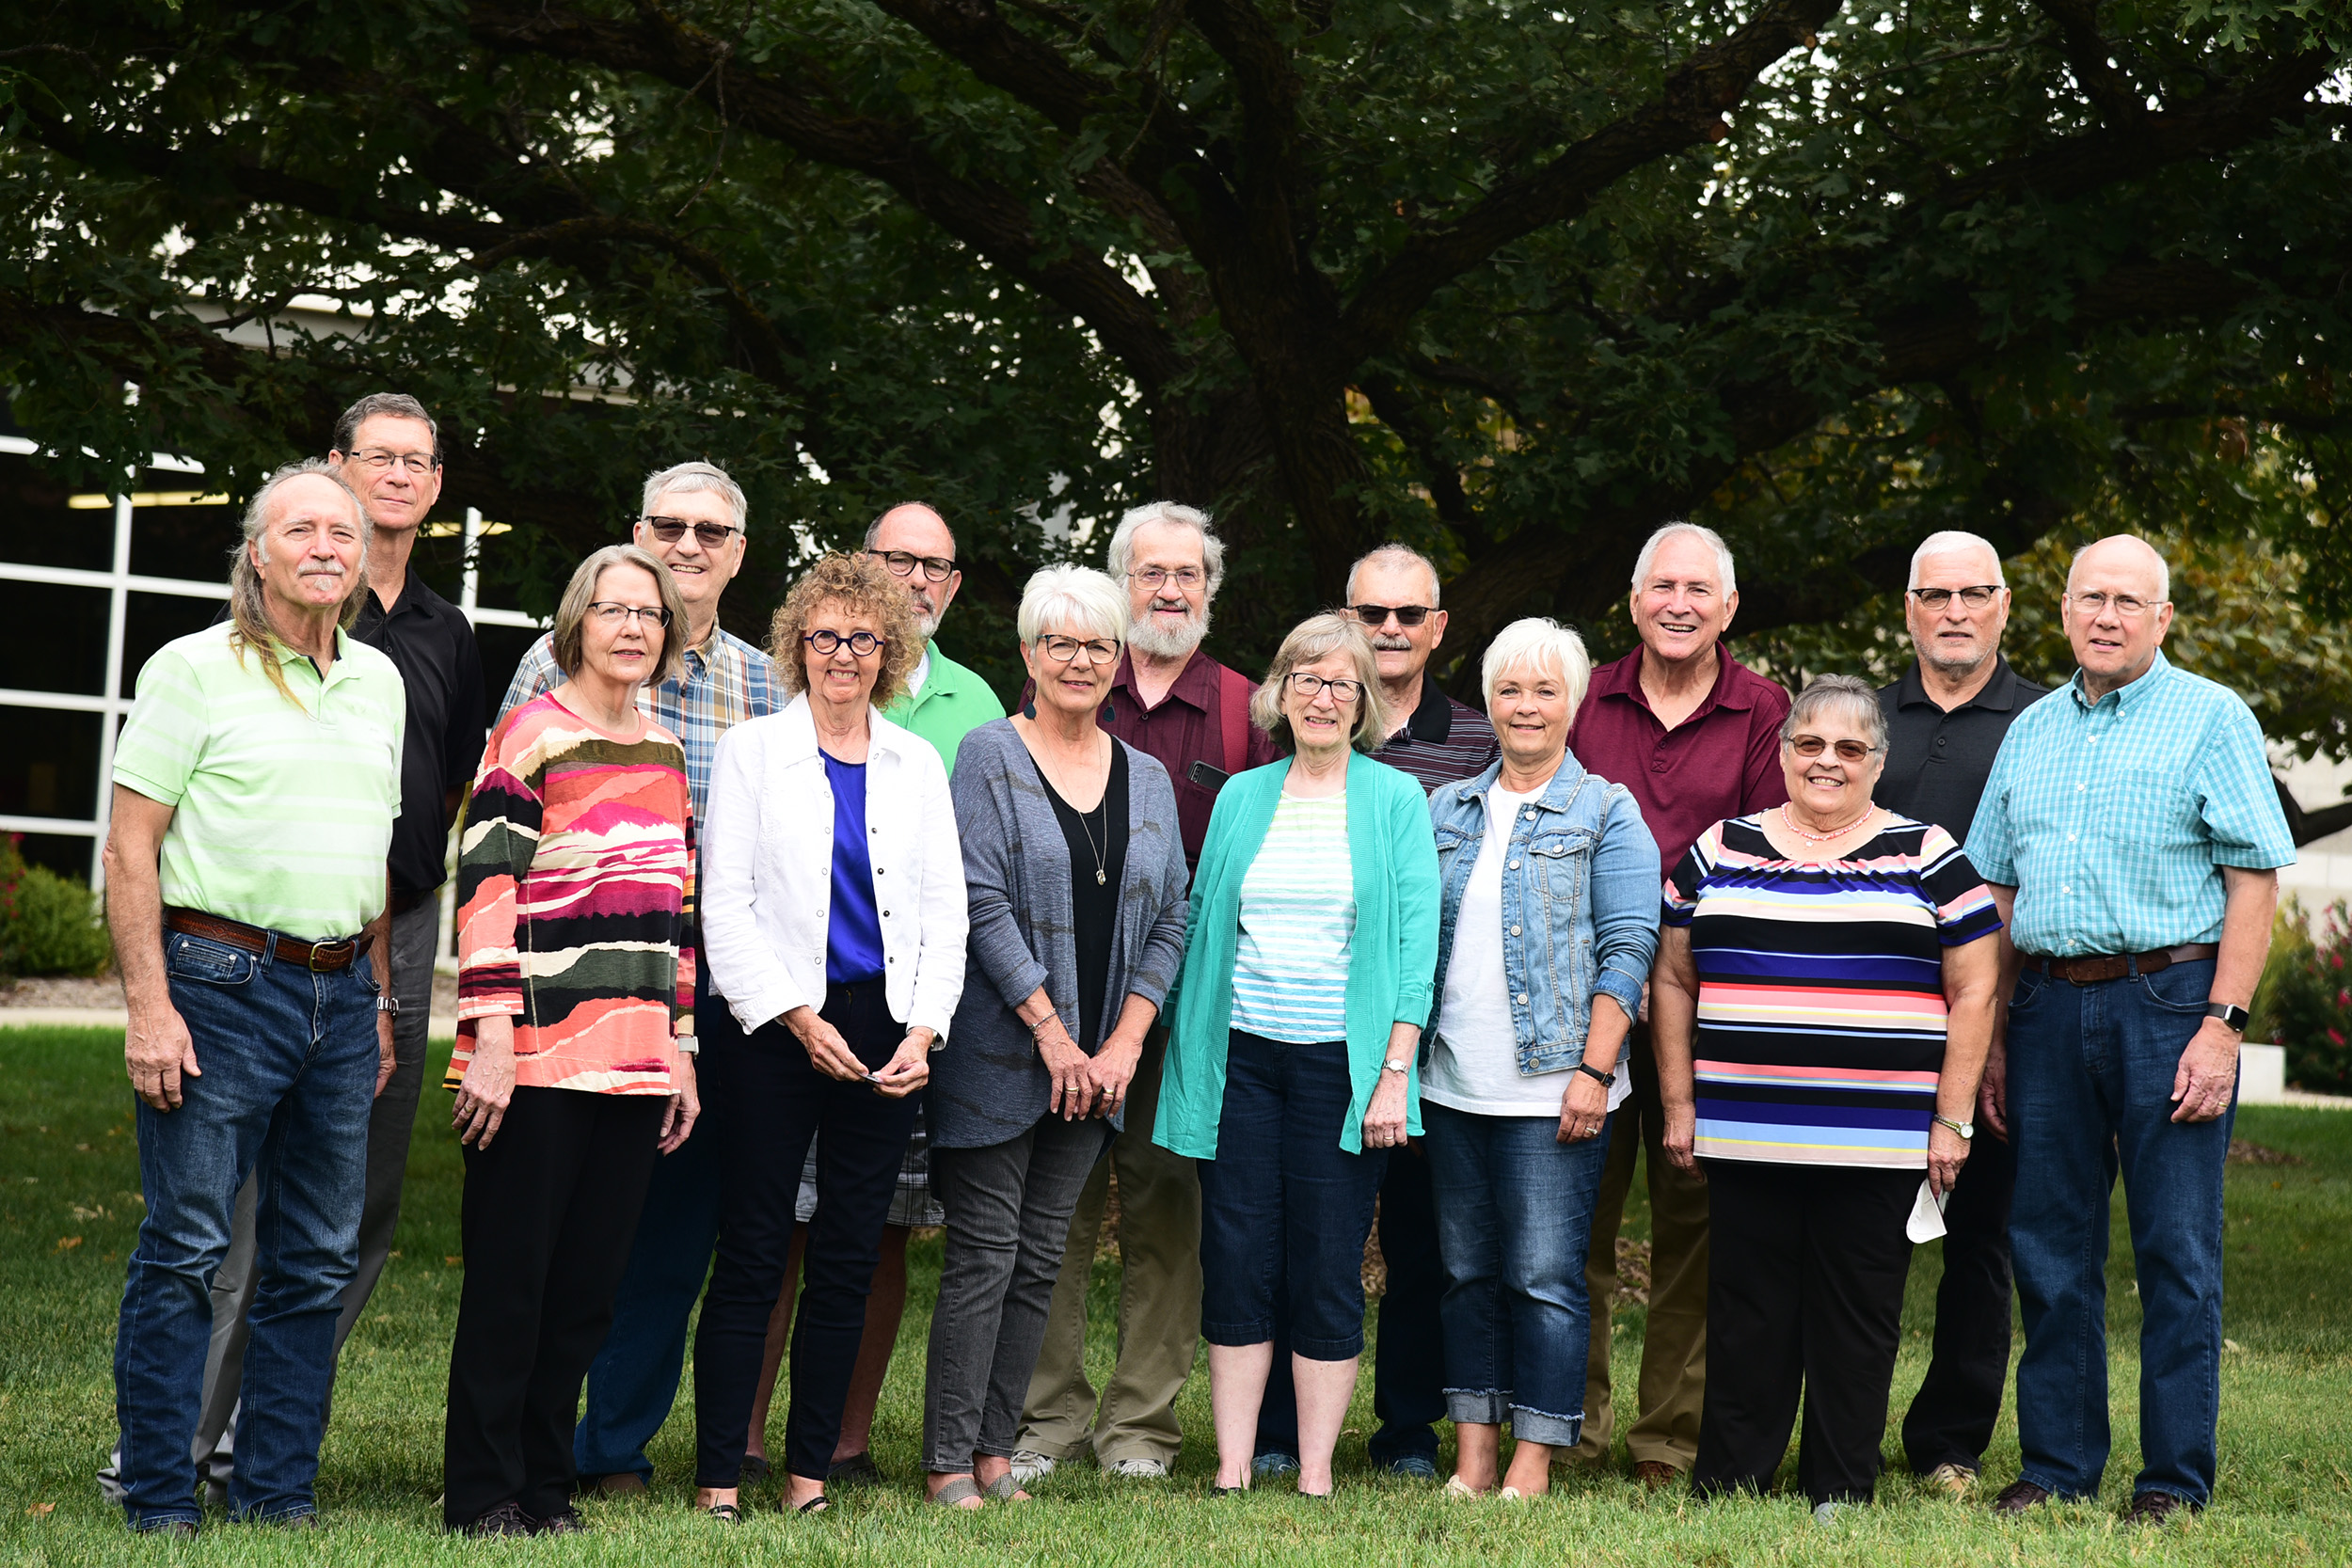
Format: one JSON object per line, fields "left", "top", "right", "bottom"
{"left": 1654, "top": 673, "right": 2001, "bottom": 1520}
{"left": 443, "top": 545, "right": 699, "bottom": 1537}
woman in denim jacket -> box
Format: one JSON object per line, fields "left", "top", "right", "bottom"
{"left": 1422, "top": 617, "right": 1660, "bottom": 1498}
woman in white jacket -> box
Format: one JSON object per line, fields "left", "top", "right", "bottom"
{"left": 689, "top": 552, "right": 967, "bottom": 1520}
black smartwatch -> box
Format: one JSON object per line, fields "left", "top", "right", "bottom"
{"left": 2203, "top": 1001, "right": 2250, "bottom": 1033}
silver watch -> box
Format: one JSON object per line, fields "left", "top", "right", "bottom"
{"left": 374, "top": 996, "right": 400, "bottom": 1015}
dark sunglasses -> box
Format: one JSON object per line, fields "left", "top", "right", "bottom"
{"left": 642, "top": 515, "right": 741, "bottom": 547}
{"left": 1347, "top": 602, "right": 1432, "bottom": 628}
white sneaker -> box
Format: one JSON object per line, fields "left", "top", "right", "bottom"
{"left": 1009, "top": 1451, "right": 1058, "bottom": 1484}
{"left": 1812, "top": 1501, "right": 1849, "bottom": 1526}
{"left": 1104, "top": 1457, "right": 1171, "bottom": 1479}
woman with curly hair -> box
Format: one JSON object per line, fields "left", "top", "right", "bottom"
{"left": 690, "top": 551, "right": 970, "bottom": 1519}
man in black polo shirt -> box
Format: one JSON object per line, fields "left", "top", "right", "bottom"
{"left": 100, "top": 394, "right": 484, "bottom": 1505}
{"left": 1875, "top": 530, "right": 2046, "bottom": 1501}
{"left": 1250, "top": 544, "right": 1500, "bottom": 1480}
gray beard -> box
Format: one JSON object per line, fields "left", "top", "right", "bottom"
{"left": 1127, "top": 601, "right": 1211, "bottom": 660}
{"left": 1922, "top": 644, "right": 1991, "bottom": 678}
{"left": 916, "top": 610, "right": 940, "bottom": 641}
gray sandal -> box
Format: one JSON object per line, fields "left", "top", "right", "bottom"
{"left": 983, "top": 1474, "right": 1029, "bottom": 1502}
{"left": 930, "top": 1477, "right": 986, "bottom": 1508}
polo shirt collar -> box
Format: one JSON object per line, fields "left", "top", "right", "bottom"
{"left": 1113, "top": 646, "right": 1217, "bottom": 713}
{"left": 1593, "top": 644, "right": 1761, "bottom": 722}
{"left": 271, "top": 625, "right": 354, "bottom": 685}
{"left": 2069, "top": 648, "right": 2170, "bottom": 710}
{"left": 1895, "top": 652, "right": 2026, "bottom": 714}
{"left": 1400, "top": 676, "right": 1453, "bottom": 742}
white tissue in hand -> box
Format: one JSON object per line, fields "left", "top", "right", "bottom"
{"left": 1906, "top": 1177, "right": 1949, "bottom": 1243}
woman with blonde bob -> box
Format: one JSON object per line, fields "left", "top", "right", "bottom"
{"left": 1421, "top": 617, "right": 1659, "bottom": 1498}
{"left": 1153, "top": 612, "right": 1440, "bottom": 1497}
{"left": 920, "top": 565, "right": 1191, "bottom": 1508}
{"left": 692, "top": 552, "right": 968, "bottom": 1519}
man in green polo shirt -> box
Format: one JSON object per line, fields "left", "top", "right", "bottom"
{"left": 102, "top": 459, "right": 404, "bottom": 1537}
{"left": 869, "top": 501, "right": 1005, "bottom": 771}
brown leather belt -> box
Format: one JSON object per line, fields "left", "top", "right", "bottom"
{"left": 2023, "top": 942, "right": 2217, "bottom": 985}
{"left": 163, "top": 908, "right": 362, "bottom": 972}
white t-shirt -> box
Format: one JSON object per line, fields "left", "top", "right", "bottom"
{"left": 1424, "top": 784, "right": 1631, "bottom": 1118}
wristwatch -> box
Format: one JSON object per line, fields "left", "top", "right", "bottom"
{"left": 374, "top": 996, "right": 400, "bottom": 1015}
{"left": 1932, "top": 1116, "right": 1974, "bottom": 1141}
{"left": 1574, "top": 1062, "right": 1614, "bottom": 1086}
{"left": 1381, "top": 1058, "right": 1411, "bottom": 1076}
{"left": 2203, "top": 1001, "right": 2251, "bottom": 1033}
{"left": 675, "top": 1035, "right": 699, "bottom": 1057}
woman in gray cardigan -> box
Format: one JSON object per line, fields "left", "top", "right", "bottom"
{"left": 922, "top": 565, "right": 1190, "bottom": 1509}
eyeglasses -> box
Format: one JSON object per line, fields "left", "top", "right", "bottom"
{"left": 2068, "top": 590, "right": 2160, "bottom": 618}
{"left": 345, "top": 450, "right": 437, "bottom": 475}
{"left": 804, "top": 629, "right": 886, "bottom": 657}
{"left": 1786, "top": 735, "right": 1879, "bottom": 762}
{"left": 1128, "top": 566, "right": 1205, "bottom": 591}
{"left": 1908, "top": 586, "right": 2001, "bottom": 610}
{"left": 1347, "top": 602, "right": 1432, "bottom": 628}
{"left": 587, "top": 602, "right": 673, "bottom": 628}
{"left": 644, "top": 515, "right": 741, "bottom": 548}
{"left": 869, "top": 548, "right": 956, "bottom": 582}
{"left": 1286, "top": 672, "right": 1365, "bottom": 705}
{"left": 1037, "top": 634, "right": 1120, "bottom": 667}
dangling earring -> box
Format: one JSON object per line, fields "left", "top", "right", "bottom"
{"left": 1102, "top": 698, "right": 1116, "bottom": 722}
{"left": 1023, "top": 699, "right": 1038, "bottom": 720}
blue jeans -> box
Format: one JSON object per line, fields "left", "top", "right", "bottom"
{"left": 2008, "top": 956, "right": 2234, "bottom": 1506}
{"left": 1198, "top": 1031, "right": 1387, "bottom": 1359}
{"left": 572, "top": 990, "right": 731, "bottom": 1483}
{"left": 1423, "top": 1101, "right": 1612, "bottom": 1447}
{"left": 115, "top": 928, "right": 376, "bottom": 1528}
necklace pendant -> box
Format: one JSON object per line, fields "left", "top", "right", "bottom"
{"left": 1095, "top": 868, "right": 1107, "bottom": 886}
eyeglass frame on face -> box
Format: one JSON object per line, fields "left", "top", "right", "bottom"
{"left": 2065, "top": 589, "right": 2162, "bottom": 619}
{"left": 1126, "top": 565, "right": 1205, "bottom": 591}
{"left": 1346, "top": 602, "right": 1433, "bottom": 629}
{"left": 1036, "top": 633, "right": 1120, "bottom": 667}
{"left": 344, "top": 449, "right": 438, "bottom": 476}
{"left": 1285, "top": 671, "right": 1366, "bottom": 705}
{"left": 643, "top": 515, "right": 743, "bottom": 549}
{"left": 1785, "top": 734, "right": 1880, "bottom": 763}
{"left": 587, "top": 601, "right": 674, "bottom": 629}
{"left": 1908, "top": 585, "right": 2002, "bottom": 610}
{"left": 803, "top": 628, "right": 887, "bottom": 657}
{"left": 868, "top": 548, "right": 956, "bottom": 583}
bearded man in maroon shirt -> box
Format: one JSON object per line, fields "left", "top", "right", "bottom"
{"left": 1565, "top": 521, "right": 1790, "bottom": 1488}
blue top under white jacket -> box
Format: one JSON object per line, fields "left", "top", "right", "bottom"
{"left": 1427, "top": 753, "right": 1660, "bottom": 1076}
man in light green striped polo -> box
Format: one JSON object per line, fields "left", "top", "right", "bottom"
{"left": 102, "top": 459, "right": 404, "bottom": 1536}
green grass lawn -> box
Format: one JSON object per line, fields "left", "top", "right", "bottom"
{"left": 2, "top": 1023, "right": 2347, "bottom": 1564}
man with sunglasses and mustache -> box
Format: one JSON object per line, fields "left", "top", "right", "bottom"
{"left": 501, "top": 461, "right": 785, "bottom": 1497}
{"left": 1872, "top": 531, "right": 2046, "bottom": 1504}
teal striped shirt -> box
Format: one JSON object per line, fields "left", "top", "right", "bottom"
{"left": 1230, "top": 793, "right": 1356, "bottom": 1042}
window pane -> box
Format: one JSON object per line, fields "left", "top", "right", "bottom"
{"left": 129, "top": 488, "right": 240, "bottom": 582}
{"left": 5, "top": 579, "right": 108, "bottom": 696}
{"left": 16, "top": 832, "right": 99, "bottom": 882}
{"left": 478, "top": 625, "right": 547, "bottom": 724}
{"left": 119, "top": 593, "right": 227, "bottom": 698}
{"left": 0, "top": 451, "right": 112, "bottom": 572}
{"left": 0, "top": 705, "right": 103, "bottom": 822}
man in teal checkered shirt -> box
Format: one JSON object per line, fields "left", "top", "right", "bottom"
{"left": 1966, "top": 535, "right": 2293, "bottom": 1529}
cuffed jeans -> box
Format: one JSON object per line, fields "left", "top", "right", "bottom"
{"left": 2007, "top": 957, "right": 2233, "bottom": 1507}
{"left": 115, "top": 927, "right": 377, "bottom": 1529}
{"left": 1423, "top": 1101, "right": 1612, "bottom": 1448}
{"left": 571, "top": 990, "right": 732, "bottom": 1484}
{"left": 924, "top": 1115, "right": 1108, "bottom": 1474}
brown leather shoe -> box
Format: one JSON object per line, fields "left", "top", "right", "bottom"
{"left": 1633, "top": 1461, "right": 1681, "bottom": 1491}
{"left": 2122, "top": 1490, "right": 2195, "bottom": 1528}
{"left": 1991, "top": 1480, "right": 2051, "bottom": 1517}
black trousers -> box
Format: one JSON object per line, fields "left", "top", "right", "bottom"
{"left": 443, "top": 1087, "right": 665, "bottom": 1528}
{"left": 693, "top": 980, "right": 919, "bottom": 1485}
{"left": 1692, "top": 1161, "right": 1915, "bottom": 1507}
{"left": 1901, "top": 1127, "right": 2016, "bottom": 1473}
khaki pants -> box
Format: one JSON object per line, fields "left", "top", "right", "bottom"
{"left": 1574, "top": 1025, "right": 1710, "bottom": 1472}
{"left": 1017, "top": 1028, "right": 1201, "bottom": 1466}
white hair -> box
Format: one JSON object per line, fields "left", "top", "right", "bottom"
{"left": 1345, "top": 543, "right": 1442, "bottom": 608}
{"left": 1781, "top": 673, "right": 1889, "bottom": 753}
{"left": 2068, "top": 534, "right": 2171, "bottom": 604}
{"left": 1016, "top": 564, "right": 1128, "bottom": 645}
{"left": 642, "top": 460, "right": 748, "bottom": 532}
{"left": 1908, "top": 531, "right": 2006, "bottom": 591}
{"left": 1480, "top": 617, "right": 1593, "bottom": 721}
{"left": 1104, "top": 500, "right": 1226, "bottom": 598}
{"left": 1630, "top": 521, "right": 1736, "bottom": 595}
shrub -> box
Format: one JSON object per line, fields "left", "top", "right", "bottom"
{"left": 6, "top": 864, "right": 114, "bottom": 978}
{"left": 2252, "top": 897, "right": 2352, "bottom": 1096}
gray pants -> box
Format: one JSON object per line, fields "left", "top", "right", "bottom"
{"left": 100, "top": 899, "right": 439, "bottom": 1503}
{"left": 923, "top": 1116, "right": 1107, "bottom": 1474}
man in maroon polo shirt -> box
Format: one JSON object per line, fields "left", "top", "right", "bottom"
{"left": 1014, "top": 501, "right": 1276, "bottom": 1482}
{"left": 1566, "top": 520, "right": 1790, "bottom": 1487}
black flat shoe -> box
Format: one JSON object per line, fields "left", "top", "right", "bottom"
{"left": 739, "top": 1454, "right": 772, "bottom": 1481}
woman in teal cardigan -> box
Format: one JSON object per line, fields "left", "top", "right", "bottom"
{"left": 1153, "top": 612, "right": 1440, "bottom": 1497}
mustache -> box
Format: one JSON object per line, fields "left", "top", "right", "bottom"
{"left": 1370, "top": 634, "right": 1413, "bottom": 652}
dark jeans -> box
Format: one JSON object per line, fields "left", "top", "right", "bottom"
{"left": 115, "top": 927, "right": 377, "bottom": 1529}
{"left": 693, "top": 980, "right": 919, "bottom": 1484}
{"left": 442, "top": 1087, "right": 664, "bottom": 1528}
{"left": 1692, "top": 1161, "right": 1916, "bottom": 1507}
{"left": 571, "top": 990, "right": 733, "bottom": 1484}
{"left": 1255, "top": 1142, "right": 1446, "bottom": 1465}
{"left": 923, "top": 1115, "right": 1108, "bottom": 1473}
{"left": 2007, "top": 958, "right": 2233, "bottom": 1506}
{"left": 1423, "top": 1102, "right": 1613, "bottom": 1448}
{"left": 1198, "top": 1031, "right": 1387, "bottom": 1360}
{"left": 1901, "top": 1123, "right": 2016, "bottom": 1474}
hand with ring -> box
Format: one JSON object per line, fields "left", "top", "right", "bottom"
{"left": 1555, "top": 1066, "right": 1613, "bottom": 1148}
